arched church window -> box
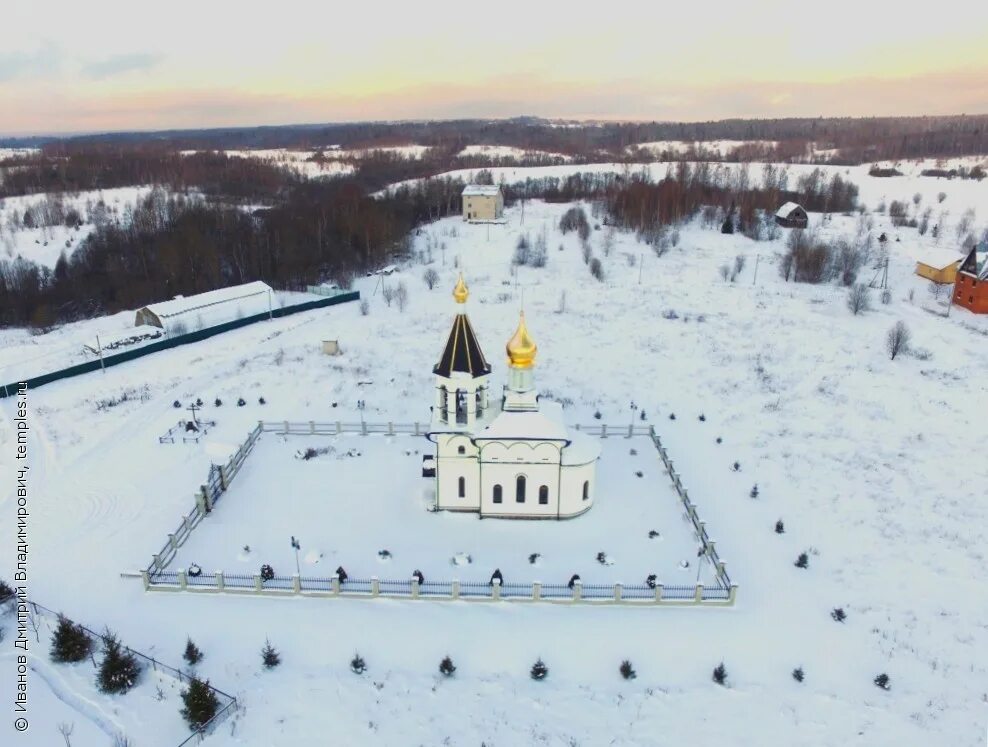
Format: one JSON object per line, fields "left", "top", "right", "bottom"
{"left": 582, "top": 481, "right": 590, "bottom": 501}
{"left": 493, "top": 484, "right": 502, "bottom": 503}
{"left": 539, "top": 485, "right": 549, "bottom": 505}
{"left": 458, "top": 476, "right": 465, "bottom": 498}
{"left": 516, "top": 475, "right": 526, "bottom": 503}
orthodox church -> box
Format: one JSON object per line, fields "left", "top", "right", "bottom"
{"left": 426, "top": 275, "right": 600, "bottom": 519}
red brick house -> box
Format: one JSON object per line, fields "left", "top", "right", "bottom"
{"left": 953, "top": 242, "right": 988, "bottom": 314}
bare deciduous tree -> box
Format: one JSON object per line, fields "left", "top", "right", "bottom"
{"left": 886, "top": 321, "right": 911, "bottom": 360}
{"left": 422, "top": 267, "right": 439, "bottom": 290}
{"left": 395, "top": 282, "right": 409, "bottom": 312}
{"left": 58, "top": 722, "right": 74, "bottom": 747}
{"left": 719, "top": 264, "right": 731, "bottom": 282}
{"left": 381, "top": 285, "right": 395, "bottom": 307}
{"left": 847, "top": 283, "right": 872, "bottom": 315}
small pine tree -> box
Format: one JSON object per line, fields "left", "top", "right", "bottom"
{"left": 214, "top": 398, "right": 222, "bottom": 407}
{"left": 237, "top": 398, "right": 246, "bottom": 407}
{"left": 619, "top": 660, "right": 637, "bottom": 680}
{"left": 261, "top": 639, "right": 280, "bottom": 669}
{"left": 439, "top": 656, "right": 456, "bottom": 677}
{"left": 698, "top": 414, "right": 706, "bottom": 422}
{"left": 350, "top": 653, "right": 366, "bottom": 674}
{"left": 794, "top": 552, "right": 809, "bottom": 569}
{"left": 792, "top": 667, "right": 804, "bottom": 683}
{"left": 173, "top": 400, "right": 181, "bottom": 408}
{"left": 180, "top": 676, "right": 219, "bottom": 729}
{"left": 669, "top": 413, "right": 676, "bottom": 420}
{"left": 50, "top": 615, "right": 93, "bottom": 663}
{"left": 831, "top": 607, "right": 847, "bottom": 623}
{"left": 774, "top": 519, "right": 785, "bottom": 534}
{"left": 183, "top": 638, "right": 203, "bottom": 665}
{"left": 750, "top": 484, "right": 759, "bottom": 499}
{"left": 874, "top": 673, "right": 890, "bottom": 690}
{"left": 530, "top": 658, "right": 549, "bottom": 681}
{"left": 732, "top": 461, "right": 741, "bottom": 472}
{"left": 97, "top": 631, "right": 141, "bottom": 694}
{"left": 712, "top": 662, "right": 727, "bottom": 686}
{"left": 0, "top": 579, "right": 14, "bottom": 604}
{"left": 258, "top": 397, "right": 266, "bottom": 405}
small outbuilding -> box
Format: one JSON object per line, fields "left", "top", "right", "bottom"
{"left": 915, "top": 248, "right": 963, "bottom": 284}
{"left": 462, "top": 185, "right": 503, "bottom": 223}
{"left": 953, "top": 242, "right": 988, "bottom": 314}
{"left": 774, "top": 201, "right": 808, "bottom": 229}
{"left": 135, "top": 281, "right": 273, "bottom": 333}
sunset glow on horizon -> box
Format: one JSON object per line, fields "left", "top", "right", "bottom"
{"left": 2, "top": 0, "right": 987, "bottom": 136}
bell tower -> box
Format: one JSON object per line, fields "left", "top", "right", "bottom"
{"left": 432, "top": 274, "right": 491, "bottom": 427}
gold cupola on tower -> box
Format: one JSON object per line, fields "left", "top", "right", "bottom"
{"left": 452, "top": 273, "right": 469, "bottom": 304}
{"left": 506, "top": 312, "right": 537, "bottom": 369}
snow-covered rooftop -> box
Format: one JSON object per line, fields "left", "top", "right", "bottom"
{"left": 775, "top": 201, "right": 804, "bottom": 218}
{"left": 141, "top": 281, "right": 272, "bottom": 320}
{"left": 462, "top": 185, "right": 501, "bottom": 197}
{"left": 475, "top": 406, "right": 569, "bottom": 442}
{"left": 915, "top": 247, "right": 964, "bottom": 270}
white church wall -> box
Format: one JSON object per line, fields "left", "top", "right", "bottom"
{"left": 559, "top": 461, "right": 596, "bottom": 518}
{"left": 436, "top": 434, "right": 482, "bottom": 510}
{"left": 479, "top": 461, "right": 562, "bottom": 518}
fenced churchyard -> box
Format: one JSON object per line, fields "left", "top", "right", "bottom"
{"left": 141, "top": 422, "right": 736, "bottom": 606}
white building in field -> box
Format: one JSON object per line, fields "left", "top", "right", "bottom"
{"left": 426, "top": 276, "right": 599, "bottom": 519}
{"left": 462, "top": 184, "right": 503, "bottom": 222}
{"left": 135, "top": 281, "right": 273, "bottom": 334}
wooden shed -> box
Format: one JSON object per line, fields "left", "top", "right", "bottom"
{"left": 915, "top": 248, "right": 963, "bottom": 284}
{"left": 952, "top": 242, "right": 988, "bottom": 314}
{"left": 774, "top": 202, "right": 808, "bottom": 229}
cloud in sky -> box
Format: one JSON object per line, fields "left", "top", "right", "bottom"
{"left": 0, "top": 0, "right": 986, "bottom": 135}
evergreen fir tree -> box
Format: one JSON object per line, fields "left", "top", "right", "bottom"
{"left": 350, "top": 653, "right": 367, "bottom": 674}
{"left": 619, "top": 660, "right": 637, "bottom": 680}
{"left": 183, "top": 638, "right": 203, "bottom": 665}
{"left": 530, "top": 658, "right": 549, "bottom": 681}
{"left": 774, "top": 519, "right": 785, "bottom": 534}
{"left": 712, "top": 662, "right": 727, "bottom": 686}
{"left": 874, "top": 673, "right": 891, "bottom": 690}
{"left": 261, "top": 639, "right": 280, "bottom": 669}
{"left": 97, "top": 631, "right": 141, "bottom": 694}
{"left": 831, "top": 607, "right": 847, "bottom": 623}
{"left": 792, "top": 667, "right": 805, "bottom": 683}
{"left": 180, "top": 676, "right": 219, "bottom": 729}
{"left": 794, "top": 552, "right": 809, "bottom": 569}
{"left": 750, "top": 484, "right": 759, "bottom": 499}
{"left": 439, "top": 656, "right": 456, "bottom": 677}
{"left": 50, "top": 615, "right": 94, "bottom": 663}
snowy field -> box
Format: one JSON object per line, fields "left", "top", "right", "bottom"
{"left": 1, "top": 181, "right": 987, "bottom": 744}
{"left": 626, "top": 140, "right": 778, "bottom": 157}
{"left": 457, "top": 144, "right": 571, "bottom": 161}
{"left": 169, "top": 433, "right": 719, "bottom": 588}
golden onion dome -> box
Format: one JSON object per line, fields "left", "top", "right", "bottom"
{"left": 506, "top": 312, "right": 537, "bottom": 368}
{"left": 452, "top": 273, "right": 469, "bottom": 304}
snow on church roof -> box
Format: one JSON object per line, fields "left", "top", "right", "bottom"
{"left": 462, "top": 185, "right": 501, "bottom": 197}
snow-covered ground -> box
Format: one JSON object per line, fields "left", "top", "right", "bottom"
{"left": 1, "top": 187, "right": 988, "bottom": 744}
{"left": 0, "top": 147, "right": 39, "bottom": 161}
{"left": 0, "top": 186, "right": 154, "bottom": 268}
{"left": 627, "top": 140, "right": 778, "bottom": 157}
{"left": 457, "top": 144, "right": 571, "bottom": 161}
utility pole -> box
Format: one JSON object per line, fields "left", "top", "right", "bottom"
{"left": 267, "top": 289, "right": 273, "bottom": 321}
{"left": 96, "top": 334, "right": 105, "bottom": 374}
{"left": 520, "top": 198, "right": 525, "bottom": 225}
{"left": 291, "top": 536, "right": 301, "bottom": 576}
{"left": 638, "top": 253, "right": 644, "bottom": 284}
{"left": 752, "top": 254, "right": 761, "bottom": 286}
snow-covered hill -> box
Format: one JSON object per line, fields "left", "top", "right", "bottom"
{"left": 1, "top": 196, "right": 986, "bottom": 745}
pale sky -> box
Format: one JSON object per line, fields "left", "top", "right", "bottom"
{"left": 2, "top": 0, "right": 987, "bottom": 136}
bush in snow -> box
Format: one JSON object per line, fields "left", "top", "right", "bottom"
{"left": 635, "top": 470, "right": 644, "bottom": 478}
{"left": 669, "top": 413, "right": 676, "bottom": 420}
{"left": 567, "top": 574, "right": 581, "bottom": 589}
{"left": 712, "top": 662, "right": 728, "bottom": 686}
{"left": 719, "top": 264, "right": 731, "bottom": 281}
{"left": 258, "top": 397, "right": 266, "bottom": 405}
{"left": 589, "top": 257, "right": 605, "bottom": 282}
{"left": 183, "top": 638, "right": 203, "bottom": 665}
{"left": 698, "top": 414, "right": 706, "bottom": 422}
{"left": 792, "top": 667, "right": 805, "bottom": 683}
{"left": 173, "top": 400, "right": 181, "bottom": 408}
{"left": 378, "top": 550, "right": 392, "bottom": 560}
{"left": 640, "top": 409, "right": 647, "bottom": 420}
{"left": 214, "top": 398, "right": 222, "bottom": 407}
{"left": 831, "top": 607, "right": 847, "bottom": 623}
{"left": 645, "top": 574, "right": 657, "bottom": 588}
{"left": 750, "top": 484, "right": 759, "bottom": 499}
{"left": 97, "top": 630, "right": 141, "bottom": 694}
{"left": 716, "top": 436, "right": 722, "bottom": 444}
{"left": 237, "top": 397, "right": 246, "bottom": 407}
{"left": 0, "top": 579, "right": 14, "bottom": 604}
{"left": 774, "top": 520, "right": 785, "bottom": 534}
{"left": 847, "top": 283, "right": 872, "bottom": 316}
{"left": 595, "top": 551, "right": 608, "bottom": 565}
{"left": 874, "top": 673, "right": 890, "bottom": 690}
{"left": 528, "top": 553, "right": 540, "bottom": 564}
{"left": 530, "top": 658, "right": 549, "bottom": 681}
{"left": 180, "top": 675, "right": 219, "bottom": 729}
{"left": 439, "top": 656, "right": 456, "bottom": 677}
{"left": 195, "top": 397, "right": 203, "bottom": 406}
{"left": 359, "top": 299, "right": 370, "bottom": 316}
{"left": 412, "top": 569, "right": 424, "bottom": 584}
{"left": 593, "top": 410, "right": 602, "bottom": 420}
{"left": 732, "top": 461, "right": 741, "bottom": 472}
{"left": 50, "top": 615, "right": 93, "bottom": 663}
{"left": 794, "top": 552, "right": 809, "bottom": 569}
{"left": 350, "top": 653, "right": 367, "bottom": 674}
{"left": 260, "top": 564, "right": 275, "bottom": 581}
{"left": 489, "top": 568, "right": 504, "bottom": 586}
{"left": 261, "top": 639, "right": 280, "bottom": 668}
{"left": 620, "top": 660, "right": 637, "bottom": 680}
{"left": 335, "top": 566, "right": 348, "bottom": 584}
{"left": 648, "top": 530, "right": 660, "bottom": 538}
{"left": 880, "top": 288, "right": 892, "bottom": 305}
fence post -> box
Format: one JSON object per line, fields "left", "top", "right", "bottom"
{"left": 694, "top": 584, "right": 704, "bottom": 603}
{"left": 335, "top": 421, "right": 342, "bottom": 435}
{"left": 572, "top": 580, "right": 582, "bottom": 603}
{"left": 371, "top": 577, "right": 380, "bottom": 597}
{"left": 717, "top": 560, "right": 727, "bottom": 579}
{"left": 414, "top": 422, "right": 420, "bottom": 436}
{"left": 216, "top": 571, "right": 225, "bottom": 592}
{"left": 361, "top": 421, "right": 368, "bottom": 436}
{"left": 254, "top": 574, "right": 262, "bottom": 592}
{"left": 706, "top": 538, "right": 716, "bottom": 556}
{"left": 218, "top": 466, "right": 229, "bottom": 491}
{"left": 152, "top": 553, "right": 162, "bottom": 571}
{"left": 195, "top": 491, "right": 207, "bottom": 516}
{"left": 310, "top": 420, "right": 315, "bottom": 434}
{"left": 451, "top": 579, "right": 460, "bottom": 599}
{"left": 728, "top": 584, "right": 738, "bottom": 605}
{"left": 601, "top": 424, "right": 608, "bottom": 438}
{"left": 654, "top": 583, "right": 664, "bottom": 603}
{"left": 283, "top": 420, "right": 289, "bottom": 434}
{"left": 202, "top": 486, "right": 213, "bottom": 512}
{"left": 332, "top": 575, "right": 341, "bottom": 595}
{"left": 411, "top": 578, "right": 419, "bottom": 599}
{"left": 388, "top": 422, "right": 394, "bottom": 436}
{"left": 292, "top": 574, "right": 301, "bottom": 594}
{"left": 141, "top": 570, "right": 150, "bottom": 591}
{"left": 178, "top": 568, "right": 188, "bottom": 590}
{"left": 627, "top": 424, "right": 633, "bottom": 438}
{"left": 491, "top": 578, "right": 501, "bottom": 601}
{"left": 614, "top": 583, "right": 622, "bottom": 602}
{"left": 532, "top": 581, "right": 541, "bottom": 601}
{"left": 168, "top": 533, "right": 178, "bottom": 551}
